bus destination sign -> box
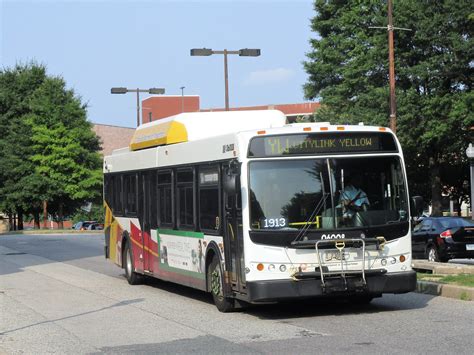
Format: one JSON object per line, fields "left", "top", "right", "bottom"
{"left": 248, "top": 132, "right": 397, "bottom": 157}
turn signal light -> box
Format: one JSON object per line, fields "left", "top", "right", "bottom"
{"left": 257, "top": 263, "right": 264, "bottom": 271}
{"left": 399, "top": 255, "right": 406, "bottom": 263}
{"left": 303, "top": 127, "right": 312, "bottom": 132}
{"left": 257, "top": 130, "right": 266, "bottom": 135}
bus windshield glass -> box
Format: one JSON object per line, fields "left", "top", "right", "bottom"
{"left": 249, "top": 156, "right": 408, "bottom": 230}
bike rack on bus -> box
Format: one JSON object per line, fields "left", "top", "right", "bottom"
{"left": 291, "top": 237, "right": 387, "bottom": 293}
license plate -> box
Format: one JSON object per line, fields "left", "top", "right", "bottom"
{"left": 466, "top": 244, "right": 474, "bottom": 251}
{"left": 325, "top": 251, "right": 348, "bottom": 261}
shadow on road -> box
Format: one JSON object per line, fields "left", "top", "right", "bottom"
{"left": 140, "top": 274, "right": 431, "bottom": 318}
{"left": 245, "top": 292, "right": 432, "bottom": 320}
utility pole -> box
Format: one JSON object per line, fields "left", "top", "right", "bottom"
{"left": 370, "top": 0, "right": 411, "bottom": 133}
{"left": 388, "top": 0, "right": 396, "bottom": 133}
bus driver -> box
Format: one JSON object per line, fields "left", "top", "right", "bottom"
{"left": 339, "top": 174, "right": 370, "bottom": 223}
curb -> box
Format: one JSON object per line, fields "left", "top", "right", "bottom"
{"left": 0, "top": 230, "right": 103, "bottom": 236}
{"left": 416, "top": 281, "right": 473, "bottom": 301}
{"left": 412, "top": 260, "right": 474, "bottom": 275}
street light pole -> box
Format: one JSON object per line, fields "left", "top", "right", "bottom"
{"left": 180, "top": 86, "right": 185, "bottom": 113}
{"left": 224, "top": 49, "right": 229, "bottom": 111}
{"left": 191, "top": 48, "right": 261, "bottom": 111}
{"left": 111, "top": 87, "right": 165, "bottom": 127}
{"left": 136, "top": 89, "right": 140, "bottom": 127}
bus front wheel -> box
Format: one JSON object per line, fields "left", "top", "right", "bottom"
{"left": 124, "top": 241, "right": 142, "bottom": 285}
{"left": 208, "top": 256, "right": 235, "bottom": 312}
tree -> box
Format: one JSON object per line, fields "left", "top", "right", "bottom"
{"left": 0, "top": 63, "right": 102, "bottom": 229}
{"left": 304, "top": 0, "right": 473, "bottom": 215}
{"left": 27, "top": 76, "right": 102, "bottom": 228}
{"left": 0, "top": 63, "right": 49, "bottom": 229}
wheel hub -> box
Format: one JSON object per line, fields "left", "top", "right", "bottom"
{"left": 211, "top": 269, "right": 221, "bottom": 296}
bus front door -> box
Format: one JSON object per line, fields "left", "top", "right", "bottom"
{"left": 140, "top": 171, "right": 154, "bottom": 273}
{"left": 223, "top": 165, "right": 246, "bottom": 295}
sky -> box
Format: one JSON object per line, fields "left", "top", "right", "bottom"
{"left": 1, "top": 0, "right": 315, "bottom": 128}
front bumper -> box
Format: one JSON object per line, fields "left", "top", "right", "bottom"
{"left": 246, "top": 270, "right": 416, "bottom": 303}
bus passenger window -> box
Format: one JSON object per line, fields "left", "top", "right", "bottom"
{"left": 177, "top": 169, "right": 195, "bottom": 229}
{"left": 199, "top": 166, "right": 220, "bottom": 233}
{"left": 124, "top": 174, "right": 137, "bottom": 215}
{"left": 158, "top": 171, "right": 173, "bottom": 227}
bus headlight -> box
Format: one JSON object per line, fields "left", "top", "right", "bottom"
{"left": 268, "top": 264, "right": 275, "bottom": 271}
{"left": 279, "top": 264, "right": 287, "bottom": 272}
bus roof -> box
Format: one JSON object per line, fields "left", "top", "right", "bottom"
{"left": 129, "top": 110, "right": 287, "bottom": 151}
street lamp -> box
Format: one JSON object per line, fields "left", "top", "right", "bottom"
{"left": 466, "top": 143, "right": 474, "bottom": 220}
{"left": 110, "top": 87, "right": 165, "bottom": 127}
{"left": 180, "top": 86, "right": 185, "bottom": 113}
{"left": 191, "top": 47, "right": 261, "bottom": 110}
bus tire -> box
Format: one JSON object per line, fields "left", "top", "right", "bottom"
{"left": 208, "top": 255, "right": 235, "bottom": 312}
{"left": 124, "top": 241, "right": 142, "bottom": 285}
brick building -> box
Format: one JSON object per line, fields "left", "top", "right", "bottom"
{"left": 141, "top": 96, "right": 320, "bottom": 124}
{"left": 142, "top": 95, "right": 200, "bottom": 122}
{"left": 93, "top": 124, "right": 135, "bottom": 156}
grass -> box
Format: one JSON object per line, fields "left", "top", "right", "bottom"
{"left": 417, "top": 273, "right": 474, "bottom": 288}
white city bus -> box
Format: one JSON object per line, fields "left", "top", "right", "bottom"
{"left": 103, "top": 110, "right": 417, "bottom": 312}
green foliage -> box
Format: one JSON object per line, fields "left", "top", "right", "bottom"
{"left": 0, "top": 63, "right": 103, "bottom": 226}
{"left": 304, "top": 0, "right": 474, "bottom": 213}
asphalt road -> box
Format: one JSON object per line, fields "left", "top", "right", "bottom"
{"left": 1, "top": 233, "right": 473, "bottom": 354}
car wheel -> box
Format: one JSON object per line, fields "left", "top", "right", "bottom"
{"left": 427, "top": 245, "right": 440, "bottom": 262}
{"left": 124, "top": 241, "right": 142, "bottom": 285}
{"left": 207, "top": 255, "right": 235, "bottom": 312}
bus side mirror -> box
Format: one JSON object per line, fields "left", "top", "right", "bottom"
{"left": 223, "top": 160, "right": 240, "bottom": 196}
{"left": 410, "top": 196, "right": 424, "bottom": 217}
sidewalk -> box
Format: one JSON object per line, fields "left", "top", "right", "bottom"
{"left": 413, "top": 260, "right": 474, "bottom": 301}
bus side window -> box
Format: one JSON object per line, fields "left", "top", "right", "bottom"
{"left": 104, "top": 174, "right": 113, "bottom": 210}
{"left": 158, "top": 171, "right": 173, "bottom": 228}
{"left": 199, "top": 165, "right": 220, "bottom": 234}
{"left": 176, "top": 168, "right": 195, "bottom": 230}
{"left": 124, "top": 174, "right": 137, "bottom": 216}
{"left": 114, "top": 174, "right": 124, "bottom": 216}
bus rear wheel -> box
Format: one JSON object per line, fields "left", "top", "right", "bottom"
{"left": 124, "top": 241, "right": 142, "bottom": 285}
{"left": 208, "top": 256, "right": 235, "bottom": 312}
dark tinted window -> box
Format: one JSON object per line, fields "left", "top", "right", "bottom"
{"left": 158, "top": 171, "right": 173, "bottom": 226}
{"left": 114, "top": 175, "right": 123, "bottom": 214}
{"left": 199, "top": 166, "right": 220, "bottom": 232}
{"left": 124, "top": 174, "right": 137, "bottom": 215}
{"left": 177, "top": 169, "right": 195, "bottom": 229}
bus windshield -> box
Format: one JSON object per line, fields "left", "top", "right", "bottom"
{"left": 249, "top": 156, "right": 408, "bottom": 230}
